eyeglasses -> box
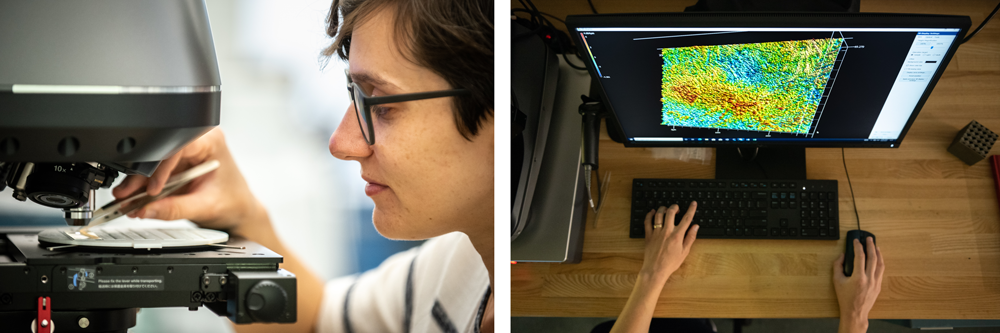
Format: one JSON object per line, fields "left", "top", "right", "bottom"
{"left": 346, "top": 71, "right": 470, "bottom": 145}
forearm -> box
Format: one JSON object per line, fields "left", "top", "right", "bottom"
{"left": 229, "top": 202, "right": 325, "bottom": 333}
{"left": 611, "top": 273, "right": 666, "bottom": 333}
{"left": 838, "top": 315, "right": 869, "bottom": 333}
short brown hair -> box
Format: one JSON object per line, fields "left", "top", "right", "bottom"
{"left": 322, "top": 0, "right": 494, "bottom": 139}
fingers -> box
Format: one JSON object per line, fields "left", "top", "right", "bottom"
{"left": 132, "top": 193, "right": 207, "bottom": 222}
{"left": 657, "top": 205, "right": 673, "bottom": 233}
{"left": 146, "top": 153, "right": 184, "bottom": 196}
{"left": 833, "top": 253, "right": 846, "bottom": 278}
{"left": 644, "top": 209, "right": 654, "bottom": 240}
{"left": 865, "top": 237, "right": 877, "bottom": 277}
{"left": 853, "top": 239, "right": 866, "bottom": 277}
{"left": 112, "top": 174, "right": 148, "bottom": 199}
{"left": 875, "top": 245, "right": 885, "bottom": 284}
{"left": 674, "top": 201, "right": 698, "bottom": 240}
{"left": 682, "top": 223, "right": 699, "bottom": 249}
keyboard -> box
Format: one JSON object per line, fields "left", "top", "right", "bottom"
{"left": 630, "top": 179, "right": 839, "bottom": 240}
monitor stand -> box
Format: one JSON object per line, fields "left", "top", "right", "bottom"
{"left": 715, "top": 146, "right": 806, "bottom": 180}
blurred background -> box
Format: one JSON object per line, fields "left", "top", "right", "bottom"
{"left": 0, "top": 0, "right": 422, "bottom": 331}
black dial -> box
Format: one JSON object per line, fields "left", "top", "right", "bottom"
{"left": 246, "top": 280, "right": 288, "bottom": 322}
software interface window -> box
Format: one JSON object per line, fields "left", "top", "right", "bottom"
{"left": 577, "top": 27, "right": 959, "bottom": 145}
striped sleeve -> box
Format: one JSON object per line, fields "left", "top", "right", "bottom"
{"left": 316, "top": 246, "right": 420, "bottom": 333}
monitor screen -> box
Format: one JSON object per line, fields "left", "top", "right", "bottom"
{"left": 568, "top": 14, "right": 970, "bottom": 148}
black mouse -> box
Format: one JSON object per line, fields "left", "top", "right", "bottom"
{"left": 844, "top": 230, "right": 876, "bottom": 277}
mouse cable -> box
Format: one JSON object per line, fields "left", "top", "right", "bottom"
{"left": 963, "top": 1, "right": 1000, "bottom": 44}
{"left": 842, "top": 148, "right": 862, "bottom": 231}
{"left": 587, "top": 0, "right": 599, "bottom": 14}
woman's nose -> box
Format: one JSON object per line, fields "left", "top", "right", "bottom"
{"left": 329, "top": 103, "right": 373, "bottom": 160}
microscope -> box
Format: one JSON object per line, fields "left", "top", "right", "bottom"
{"left": 0, "top": 1, "right": 296, "bottom": 332}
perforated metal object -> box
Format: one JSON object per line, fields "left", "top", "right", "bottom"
{"left": 948, "top": 120, "right": 997, "bottom": 165}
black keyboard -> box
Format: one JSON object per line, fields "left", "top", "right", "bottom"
{"left": 630, "top": 179, "right": 839, "bottom": 240}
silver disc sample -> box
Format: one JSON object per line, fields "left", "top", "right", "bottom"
{"left": 38, "top": 227, "right": 229, "bottom": 249}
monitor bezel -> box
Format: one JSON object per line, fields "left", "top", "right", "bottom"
{"left": 567, "top": 13, "right": 971, "bottom": 148}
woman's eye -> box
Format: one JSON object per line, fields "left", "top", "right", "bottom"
{"left": 372, "top": 105, "right": 391, "bottom": 118}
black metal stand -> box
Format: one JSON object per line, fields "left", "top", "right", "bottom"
{"left": 715, "top": 146, "right": 807, "bottom": 180}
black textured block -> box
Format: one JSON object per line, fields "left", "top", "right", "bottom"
{"left": 948, "top": 120, "right": 997, "bottom": 165}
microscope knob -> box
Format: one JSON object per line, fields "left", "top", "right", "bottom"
{"left": 246, "top": 280, "right": 288, "bottom": 322}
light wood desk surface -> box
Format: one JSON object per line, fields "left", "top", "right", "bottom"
{"left": 511, "top": 0, "right": 1000, "bottom": 319}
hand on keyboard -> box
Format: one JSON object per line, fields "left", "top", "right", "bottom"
{"left": 639, "top": 201, "right": 700, "bottom": 284}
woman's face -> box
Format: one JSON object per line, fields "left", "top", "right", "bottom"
{"left": 329, "top": 8, "right": 494, "bottom": 240}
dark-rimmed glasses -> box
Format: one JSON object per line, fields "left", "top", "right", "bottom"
{"left": 346, "top": 71, "right": 470, "bottom": 145}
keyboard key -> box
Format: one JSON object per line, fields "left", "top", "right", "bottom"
{"left": 700, "top": 228, "right": 725, "bottom": 236}
{"left": 755, "top": 228, "right": 767, "bottom": 236}
{"left": 802, "top": 228, "right": 818, "bottom": 236}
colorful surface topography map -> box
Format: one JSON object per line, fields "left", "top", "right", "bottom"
{"left": 660, "top": 38, "right": 843, "bottom": 134}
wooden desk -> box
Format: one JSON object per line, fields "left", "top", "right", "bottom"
{"left": 511, "top": 0, "right": 1000, "bottom": 319}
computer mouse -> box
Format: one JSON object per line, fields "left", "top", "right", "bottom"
{"left": 843, "top": 230, "right": 876, "bottom": 277}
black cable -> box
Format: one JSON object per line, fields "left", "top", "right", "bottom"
{"left": 562, "top": 52, "right": 588, "bottom": 70}
{"left": 517, "top": 0, "right": 539, "bottom": 26}
{"left": 537, "top": 11, "right": 566, "bottom": 25}
{"left": 511, "top": 9, "right": 565, "bottom": 25}
{"left": 963, "top": 1, "right": 1000, "bottom": 44}
{"left": 842, "top": 148, "right": 861, "bottom": 231}
{"left": 587, "top": 0, "right": 599, "bottom": 14}
{"left": 512, "top": 1, "right": 589, "bottom": 71}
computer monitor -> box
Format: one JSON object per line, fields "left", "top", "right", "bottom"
{"left": 567, "top": 13, "right": 971, "bottom": 179}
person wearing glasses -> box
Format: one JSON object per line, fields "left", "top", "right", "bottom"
{"left": 111, "top": 0, "right": 494, "bottom": 332}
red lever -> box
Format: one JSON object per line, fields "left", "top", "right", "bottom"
{"left": 37, "top": 296, "right": 51, "bottom": 333}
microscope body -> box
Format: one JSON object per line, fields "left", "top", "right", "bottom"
{"left": 0, "top": 0, "right": 221, "bottom": 225}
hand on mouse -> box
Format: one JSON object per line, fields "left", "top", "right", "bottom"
{"left": 111, "top": 128, "right": 265, "bottom": 235}
{"left": 833, "top": 236, "right": 884, "bottom": 333}
{"left": 640, "top": 201, "right": 700, "bottom": 284}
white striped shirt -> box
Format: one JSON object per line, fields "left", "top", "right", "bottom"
{"left": 317, "top": 232, "right": 490, "bottom": 333}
